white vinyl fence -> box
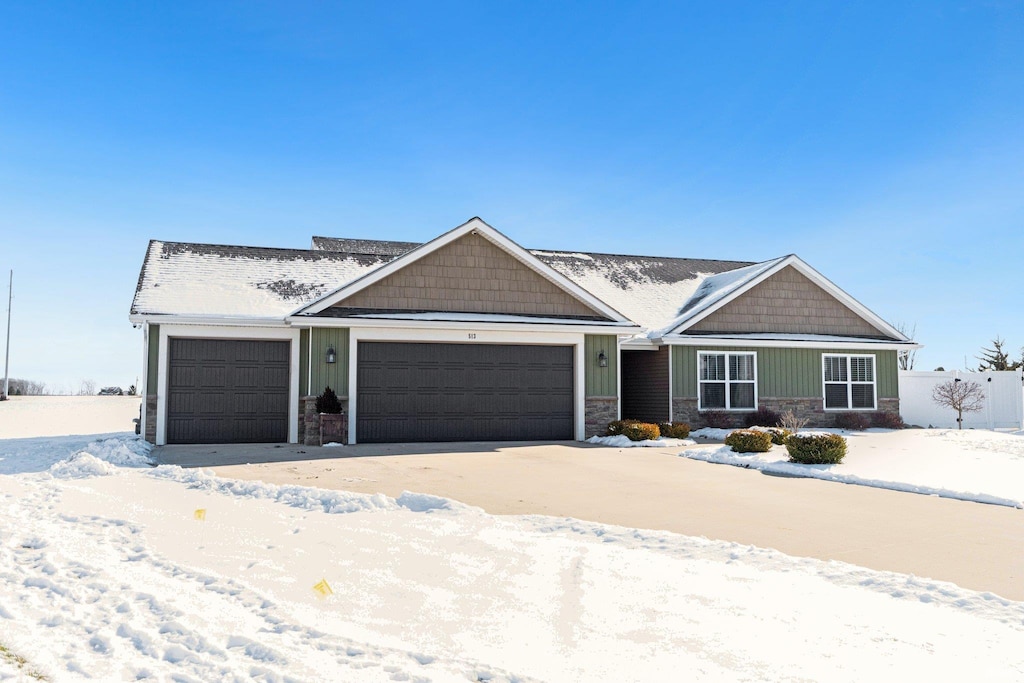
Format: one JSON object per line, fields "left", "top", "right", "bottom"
{"left": 899, "top": 370, "right": 1024, "bottom": 430}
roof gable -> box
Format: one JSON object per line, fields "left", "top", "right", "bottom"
{"left": 661, "top": 255, "right": 906, "bottom": 340}
{"left": 294, "top": 218, "right": 631, "bottom": 322}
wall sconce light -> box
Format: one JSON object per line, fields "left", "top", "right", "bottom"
{"left": 598, "top": 351, "right": 608, "bottom": 368}
{"left": 326, "top": 345, "right": 337, "bottom": 364}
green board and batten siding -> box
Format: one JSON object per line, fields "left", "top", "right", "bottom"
{"left": 671, "top": 346, "right": 898, "bottom": 399}
{"left": 298, "top": 328, "right": 310, "bottom": 396}
{"left": 308, "top": 328, "right": 350, "bottom": 397}
{"left": 584, "top": 334, "right": 617, "bottom": 397}
{"left": 146, "top": 324, "right": 160, "bottom": 394}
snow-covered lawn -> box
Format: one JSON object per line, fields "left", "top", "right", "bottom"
{"left": 683, "top": 428, "right": 1024, "bottom": 508}
{"left": 1, "top": 399, "right": 1023, "bottom": 681}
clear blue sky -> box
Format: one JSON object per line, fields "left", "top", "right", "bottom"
{"left": 2, "top": 1, "right": 1022, "bottom": 390}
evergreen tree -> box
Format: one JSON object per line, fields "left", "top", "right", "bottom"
{"left": 977, "top": 337, "right": 1022, "bottom": 371}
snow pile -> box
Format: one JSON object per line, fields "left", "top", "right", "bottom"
{"left": 46, "top": 436, "right": 153, "bottom": 479}
{"left": 587, "top": 434, "right": 696, "bottom": 448}
{"left": 690, "top": 427, "right": 733, "bottom": 440}
{"left": 680, "top": 429, "right": 1024, "bottom": 508}
{"left": 48, "top": 452, "right": 120, "bottom": 479}
{"left": 150, "top": 464, "right": 400, "bottom": 515}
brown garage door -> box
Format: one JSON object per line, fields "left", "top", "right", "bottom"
{"left": 166, "top": 338, "right": 290, "bottom": 444}
{"left": 357, "top": 342, "right": 574, "bottom": 443}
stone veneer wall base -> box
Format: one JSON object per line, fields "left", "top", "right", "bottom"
{"left": 144, "top": 395, "right": 157, "bottom": 443}
{"left": 672, "top": 396, "right": 901, "bottom": 430}
{"left": 585, "top": 396, "right": 618, "bottom": 438}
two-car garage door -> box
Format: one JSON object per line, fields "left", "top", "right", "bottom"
{"left": 357, "top": 342, "right": 574, "bottom": 443}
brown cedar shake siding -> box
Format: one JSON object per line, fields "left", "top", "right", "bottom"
{"left": 330, "top": 233, "right": 608, "bottom": 319}
{"left": 689, "top": 265, "right": 888, "bottom": 338}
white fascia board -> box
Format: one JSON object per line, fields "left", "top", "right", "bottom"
{"left": 285, "top": 315, "right": 639, "bottom": 335}
{"left": 291, "top": 217, "right": 632, "bottom": 323}
{"left": 669, "top": 254, "right": 908, "bottom": 341}
{"left": 619, "top": 337, "right": 662, "bottom": 350}
{"left": 662, "top": 336, "right": 922, "bottom": 350}
{"left": 129, "top": 314, "right": 289, "bottom": 327}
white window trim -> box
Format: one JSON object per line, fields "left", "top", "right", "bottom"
{"left": 697, "top": 350, "right": 758, "bottom": 411}
{"left": 821, "top": 353, "right": 878, "bottom": 411}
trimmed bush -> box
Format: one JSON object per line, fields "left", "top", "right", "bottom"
{"left": 315, "top": 386, "right": 343, "bottom": 414}
{"left": 785, "top": 433, "right": 847, "bottom": 464}
{"left": 700, "top": 410, "right": 731, "bottom": 429}
{"left": 659, "top": 422, "right": 691, "bottom": 439}
{"left": 620, "top": 421, "right": 661, "bottom": 442}
{"left": 870, "top": 411, "right": 906, "bottom": 429}
{"left": 743, "top": 407, "right": 782, "bottom": 428}
{"left": 751, "top": 426, "right": 793, "bottom": 445}
{"left": 606, "top": 419, "right": 638, "bottom": 436}
{"left": 724, "top": 429, "right": 773, "bottom": 453}
{"left": 834, "top": 412, "right": 870, "bottom": 431}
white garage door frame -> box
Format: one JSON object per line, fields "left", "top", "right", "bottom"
{"left": 156, "top": 324, "right": 301, "bottom": 446}
{"left": 347, "top": 326, "right": 586, "bottom": 444}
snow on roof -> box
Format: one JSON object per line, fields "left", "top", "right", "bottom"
{"left": 652, "top": 256, "right": 788, "bottom": 337}
{"left": 131, "top": 241, "right": 393, "bottom": 318}
{"left": 132, "top": 236, "right": 755, "bottom": 331}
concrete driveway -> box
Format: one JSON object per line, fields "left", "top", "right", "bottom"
{"left": 154, "top": 441, "right": 1024, "bottom": 600}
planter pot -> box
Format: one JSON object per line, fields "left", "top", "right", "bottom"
{"left": 319, "top": 413, "right": 346, "bottom": 445}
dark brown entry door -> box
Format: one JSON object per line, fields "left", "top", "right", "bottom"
{"left": 357, "top": 342, "right": 574, "bottom": 443}
{"left": 166, "top": 338, "right": 290, "bottom": 444}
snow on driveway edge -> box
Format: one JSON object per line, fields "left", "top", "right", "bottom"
{"left": 680, "top": 445, "right": 1024, "bottom": 508}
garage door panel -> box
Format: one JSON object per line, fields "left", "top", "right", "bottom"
{"left": 357, "top": 342, "right": 573, "bottom": 443}
{"left": 167, "top": 338, "right": 290, "bottom": 444}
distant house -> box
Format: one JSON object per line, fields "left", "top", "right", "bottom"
{"left": 129, "top": 217, "right": 919, "bottom": 446}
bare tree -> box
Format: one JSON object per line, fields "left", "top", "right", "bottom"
{"left": 7, "top": 378, "right": 46, "bottom": 395}
{"left": 895, "top": 322, "right": 918, "bottom": 371}
{"left": 779, "top": 409, "right": 808, "bottom": 433}
{"left": 77, "top": 379, "right": 97, "bottom": 396}
{"left": 931, "top": 379, "right": 985, "bottom": 430}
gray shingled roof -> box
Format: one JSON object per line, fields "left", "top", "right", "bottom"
{"left": 132, "top": 235, "right": 756, "bottom": 331}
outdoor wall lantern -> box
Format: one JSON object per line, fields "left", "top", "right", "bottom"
{"left": 598, "top": 351, "right": 608, "bottom": 368}
{"left": 326, "top": 345, "right": 337, "bottom": 364}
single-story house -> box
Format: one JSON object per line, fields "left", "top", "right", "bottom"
{"left": 129, "top": 217, "right": 920, "bottom": 446}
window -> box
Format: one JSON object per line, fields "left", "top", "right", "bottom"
{"left": 698, "top": 351, "right": 756, "bottom": 410}
{"left": 823, "top": 354, "right": 876, "bottom": 410}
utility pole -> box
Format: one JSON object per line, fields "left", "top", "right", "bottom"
{"left": 2, "top": 270, "right": 11, "bottom": 400}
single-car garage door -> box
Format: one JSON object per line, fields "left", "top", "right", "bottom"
{"left": 166, "top": 338, "right": 290, "bottom": 444}
{"left": 357, "top": 342, "right": 574, "bottom": 443}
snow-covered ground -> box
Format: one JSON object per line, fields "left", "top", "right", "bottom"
{"left": 684, "top": 427, "right": 1024, "bottom": 508}
{"left": 586, "top": 434, "right": 695, "bottom": 448}
{"left": 2, "top": 399, "right": 1023, "bottom": 681}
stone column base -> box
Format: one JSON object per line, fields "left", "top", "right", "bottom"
{"left": 585, "top": 396, "right": 618, "bottom": 438}
{"left": 302, "top": 396, "right": 349, "bottom": 446}
{"left": 144, "top": 395, "right": 157, "bottom": 443}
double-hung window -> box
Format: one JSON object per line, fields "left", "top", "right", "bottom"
{"left": 698, "top": 351, "right": 756, "bottom": 410}
{"left": 823, "top": 354, "right": 876, "bottom": 410}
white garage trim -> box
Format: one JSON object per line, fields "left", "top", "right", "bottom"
{"left": 346, "top": 326, "right": 586, "bottom": 444}
{"left": 156, "top": 324, "right": 301, "bottom": 446}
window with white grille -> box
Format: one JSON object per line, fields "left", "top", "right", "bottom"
{"left": 699, "top": 351, "right": 756, "bottom": 410}
{"left": 823, "top": 354, "right": 876, "bottom": 410}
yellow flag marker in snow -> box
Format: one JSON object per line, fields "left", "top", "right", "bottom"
{"left": 313, "top": 578, "right": 333, "bottom": 598}
{"left": 193, "top": 508, "right": 207, "bottom": 521}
